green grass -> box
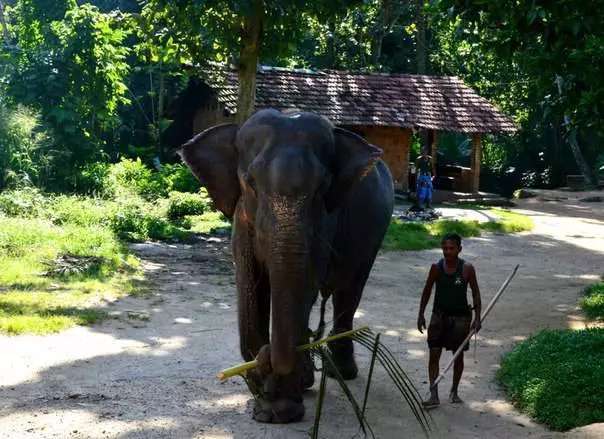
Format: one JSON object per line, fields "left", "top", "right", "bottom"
{"left": 188, "top": 210, "right": 232, "bottom": 234}
{"left": 0, "top": 189, "right": 232, "bottom": 335}
{"left": 496, "top": 328, "right": 604, "bottom": 431}
{"left": 580, "top": 278, "right": 604, "bottom": 321}
{"left": 0, "top": 216, "right": 143, "bottom": 335}
{"left": 382, "top": 208, "right": 533, "bottom": 251}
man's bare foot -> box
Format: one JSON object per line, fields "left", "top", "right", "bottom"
{"left": 449, "top": 392, "right": 463, "bottom": 404}
{"left": 422, "top": 395, "right": 440, "bottom": 409}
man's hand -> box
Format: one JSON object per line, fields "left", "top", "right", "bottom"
{"left": 417, "top": 314, "right": 426, "bottom": 333}
{"left": 471, "top": 318, "right": 482, "bottom": 333}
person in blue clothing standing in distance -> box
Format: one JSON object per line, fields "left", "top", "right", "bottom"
{"left": 417, "top": 233, "right": 483, "bottom": 409}
{"left": 415, "top": 146, "right": 434, "bottom": 209}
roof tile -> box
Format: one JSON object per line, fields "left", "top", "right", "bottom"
{"left": 206, "top": 67, "right": 518, "bottom": 133}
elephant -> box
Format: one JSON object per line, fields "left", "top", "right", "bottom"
{"left": 177, "top": 108, "right": 394, "bottom": 424}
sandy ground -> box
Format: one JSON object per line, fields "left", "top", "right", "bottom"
{"left": 1, "top": 189, "right": 603, "bottom": 439}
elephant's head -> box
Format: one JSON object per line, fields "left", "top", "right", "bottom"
{"left": 177, "top": 109, "right": 382, "bottom": 375}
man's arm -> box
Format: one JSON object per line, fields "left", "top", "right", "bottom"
{"left": 467, "top": 264, "right": 482, "bottom": 332}
{"left": 417, "top": 264, "right": 438, "bottom": 333}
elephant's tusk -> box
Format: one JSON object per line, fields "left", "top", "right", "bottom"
{"left": 217, "top": 326, "right": 371, "bottom": 381}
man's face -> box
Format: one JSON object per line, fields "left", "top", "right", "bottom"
{"left": 441, "top": 239, "right": 461, "bottom": 260}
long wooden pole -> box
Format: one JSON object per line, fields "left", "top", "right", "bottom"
{"left": 429, "top": 264, "right": 520, "bottom": 391}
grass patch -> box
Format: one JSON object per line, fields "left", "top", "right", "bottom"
{"left": 496, "top": 328, "right": 604, "bottom": 431}
{"left": 188, "top": 210, "right": 232, "bottom": 235}
{"left": 0, "top": 216, "right": 142, "bottom": 335}
{"left": 383, "top": 208, "right": 533, "bottom": 251}
{"left": 580, "top": 277, "right": 604, "bottom": 321}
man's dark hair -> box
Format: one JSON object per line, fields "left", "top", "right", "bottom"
{"left": 441, "top": 232, "right": 462, "bottom": 248}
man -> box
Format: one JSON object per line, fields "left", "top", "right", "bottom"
{"left": 415, "top": 147, "right": 434, "bottom": 209}
{"left": 417, "top": 233, "right": 482, "bottom": 408}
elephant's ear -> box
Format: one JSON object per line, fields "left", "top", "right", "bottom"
{"left": 176, "top": 123, "right": 240, "bottom": 219}
{"left": 325, "top": 128, "right": 383, "bottom": 212}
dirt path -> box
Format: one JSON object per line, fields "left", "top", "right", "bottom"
{"left": 1, "top": 191, "right": 603, "bottom": 439}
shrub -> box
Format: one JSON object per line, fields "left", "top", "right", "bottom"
{"left": 107, "top": 157, "right": 164, "bottom": 199}
{"left": 580, "top": 278, "right": 604, "bottom": 321}
{"left": 76, "top": 162, "right": 114, "bottom": 198}
{"left": 497, "top": 328, "right": 604, "bottom": 431}
{"left": 159, "top": 163, "right": 201, "bottom": 193}
{"left": 108, "top": 197, "right": 191, "bottom": 241}
{"left": 44, "top": 195, "right": 113, "bottom": 227}
{"left": 0, "top": 188, "right": 48, "bottom": 218}
{"left": 166, "top": 191, "right": 208, "bottom": 219}
{"left": 0, "top": 104, "right": 54, "bottom": 190}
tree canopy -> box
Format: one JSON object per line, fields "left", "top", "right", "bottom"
{"left": 0, "top": 0, "right": 602, "bottom": 192}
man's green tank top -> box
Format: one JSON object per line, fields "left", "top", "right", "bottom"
{"left": 433, "top": 258, "right": 470, "bottom": 315}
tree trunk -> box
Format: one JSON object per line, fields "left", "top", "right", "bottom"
{"left": 566, "top": 123, "right": 594, "bottom": 186}
{"left": 416, "top": 0, "right": 426, "bottom": 74}
{"left": 555, "top": 76, "right": 593, "bottom": 185}
{"left": 327, "top": 19, "right": 336, "bottom": 69}
{"left": 236, "top": 0, "right": 264, "bottom": 125}
{"left": 0, "top": 1, "right": 11, "bottom": 45}
{"left": 371, "top": 0, "right": 403, "bottom": 66}
{"left": 158, "top": 67, "right": 165, "bottom": 160}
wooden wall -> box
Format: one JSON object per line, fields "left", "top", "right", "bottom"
{"left": 348, "top": 126, "right": 412, "bottom": 191}
{"left": 192, "top": 100, "right": 236, "bottom": 134}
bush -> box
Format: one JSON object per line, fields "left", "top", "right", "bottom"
{"left": 0, "top": 104, "right": 54, "bottom": 190}
{"left": 166, "top": 191, "right": 209, "bottom": 219}
{"left": 76, "top": 162, "right": 113, "bottom": 198}
{"left": 159, "top": 163, "right": 201, "bottom": 193}
{"left": 0, "top": 188, "right": 48, "bottom": 218}
{"left": 497, "top": 328, "right": 604, "bottom": 431}
{"left": 580, "top": 278, "right": 604, "bottom": 321}
{"left": 108, "top": 157, "right": 164, "bottom": 199}
{"left": 75, "top": 159, "right": 202, "bottom": 200}
{"left": 108, "top": 197, "right": 191, "bottom": 241}
{"left": 44, "top": 194, "right": 113, "bottom": 227}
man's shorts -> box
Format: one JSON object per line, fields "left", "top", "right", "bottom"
{"left": 427, "top": 309, "right": 471, "bottom": 351}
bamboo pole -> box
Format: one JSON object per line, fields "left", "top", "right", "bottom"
{"left": 217, "top": 326, "right": 370, "bottom": 381}
{"left": 429, "top": 264, "right": 520, "bottom": 391}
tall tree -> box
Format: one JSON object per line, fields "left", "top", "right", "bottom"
{"left": 140, "top": 1, "right": 364, "bottom": 124}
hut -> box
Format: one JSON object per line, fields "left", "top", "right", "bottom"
{"left": 166, "top": 66, "right": 518, "bottom": 194}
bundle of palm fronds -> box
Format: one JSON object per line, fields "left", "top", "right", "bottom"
{"left": 218, "top": 327, "right": 433, "bottom": 439}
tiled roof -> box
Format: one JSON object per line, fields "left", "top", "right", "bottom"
{"left": 205, "top": 66, "right": 518, "bottom": 134}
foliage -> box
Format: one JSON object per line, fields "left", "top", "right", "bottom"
{"left": 580, "top": 278, "right": 604, "bottom": 321}
{"left": 2, "top": 2, "right": 133, "bottom": 186}
{"left": 0, "top": 103, "right": 53, "bottom": 189}
{"left": 436, "top": 0, "right": 604, "bottom": 181}
{"left": 0, "top": 180, "right": 231, "bottom": 334}
{"left": 75, "top": 159, "right": 200, "bottom": 199}
{"left": 382, "top": 208, "right": 533, "bottom": 251}
{"left": 166, "top": 190, "right": 209, "bottom": 219}
{"left": 0, "top": 186, "right": 47, "bottom": 217}
{"left": 497, "top": 328, "right": 604, "bottom": 431}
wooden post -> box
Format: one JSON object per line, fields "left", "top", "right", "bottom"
{"left": 431, "top": 130, "right": 438, "bottom": 177}
{"left": 470, "top": 133, "right": 482, "bottom": 193}
{"left": 401, "top": 129, "right": 411, "bottom": 192}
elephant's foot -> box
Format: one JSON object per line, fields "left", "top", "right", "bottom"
{"left": 252, "top": 396, "right": 305, "bottom": 423}
{"left": 326, "top": 330, "right": 358, "bottom": 380}
{"left": 249, "top": 345, "right": 307, "bottom": 423}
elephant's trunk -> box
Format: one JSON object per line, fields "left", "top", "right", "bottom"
{"left": 268, "top": 219, "right": 311, "bottom": 376}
